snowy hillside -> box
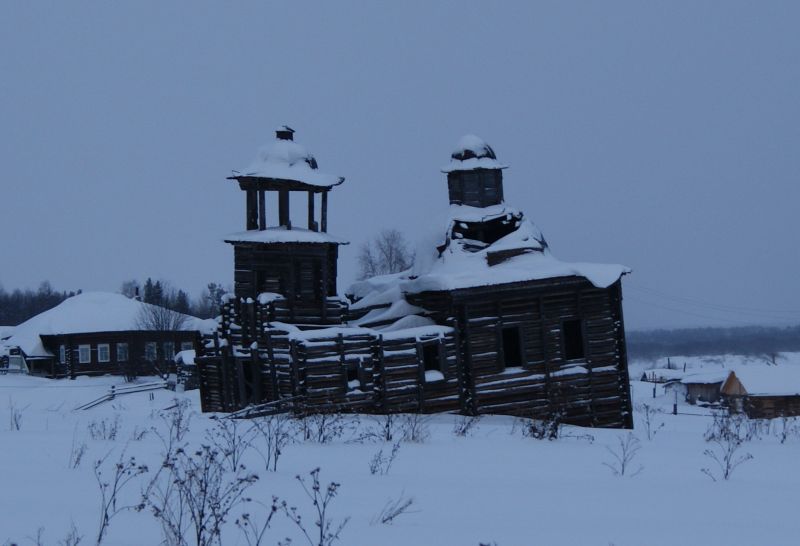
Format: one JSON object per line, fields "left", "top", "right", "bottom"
{"left": 1, "top": 363, "right": 800, "bottom": 546}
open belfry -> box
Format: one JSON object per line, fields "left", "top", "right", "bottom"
{"left": 198, "top": 129, "right": 633, "bottom": 428}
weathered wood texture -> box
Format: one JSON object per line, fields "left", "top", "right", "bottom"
{"left": 729, "top": 395, "right": 800, "bottom": 419}
{"left": 232, "top": 243, "right": 341, "bottom": 325}
{"left": 447, "top": 168, "right": 504, "bottom": 208}
{"left": 198, "top": 278, "right": 632, "bottom": 429}
{"left": 410, "top": 276, "right": 632, "bottom": 428}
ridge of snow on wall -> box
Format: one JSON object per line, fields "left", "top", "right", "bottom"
{"left": 223, "top": 226, "right": 348, "bottom": 245}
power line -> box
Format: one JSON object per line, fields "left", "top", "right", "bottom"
{"left": 624, "top": 294, "right": 769, "bottom": 326}
{"left": 626, "top": 283, "right": 800, "bottom": 321}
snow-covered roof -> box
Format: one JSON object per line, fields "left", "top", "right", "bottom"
{"left": 442, "top": 134, "right": 508, "bottom": 173}
{"left": 0, "top": 292, "right": 216, "bottom": 359}
{"left": 397, "top": 204, "right": 627, "bottom": 295}
{"left": 680, "top": 370, "right": 730, "bottom": 385}
{"left": 224, "top": 227, "right": 348, "bottom": 245}
{"left": 346, "top": 203, "right": 628, "bottom": 330}
{"left": 726, "top": 367, "right": 800, "bottom": 397}
{"left": 0, "top": 326, "right": 15, "bottom": 340}
{"left": 234, "top": 134, "right": 344, "bottom": 188}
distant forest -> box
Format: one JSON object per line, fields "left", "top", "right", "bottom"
{"left": 627, "top": 325, "right": 800, "bottom": 361}
{"left": 2, "top": 281, "right": 799, "bottom": 361}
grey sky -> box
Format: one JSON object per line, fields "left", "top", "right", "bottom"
{"left": 1, "top": 1, "right": 799, "bottom": 330}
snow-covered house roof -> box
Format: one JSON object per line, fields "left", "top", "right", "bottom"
{"left": 442, "top": 134, "right": 508, "bottom": 173}
{"left": 723, "top": 367, "right": 800, "bottom": 397}
{"left": 0, "top": 292, "right": 217, "bottom": 359}
{"left": 0, "top": 326, "right": 14, "bottom": 340}
{"left": 680, "top": 370, "right": 730, "bottom": 385}
{"left": 232, "top": 129, "right": 344, "bottom": 189}
{"left": 223, "top": 227, "right": 348, "bottom": 245}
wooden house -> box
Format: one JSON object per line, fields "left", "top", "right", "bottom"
{"left": 0, "top": 292, "right": 214, "bottom": 378}
{"left": 721, "top": 368, "right": 800, "bottom": 418}
{"left": 197, "top": 131, "right": 633, "bottom": 428}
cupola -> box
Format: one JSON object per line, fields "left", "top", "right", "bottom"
{"left": 442, "top": 134, "right": 507, "bottom": 208}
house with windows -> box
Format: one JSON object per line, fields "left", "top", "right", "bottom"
{"left": 197, "top": 129, "right": 633, "bottom": 428}
{"left": 0, "top": 292, "right": 215, "bottom": 378}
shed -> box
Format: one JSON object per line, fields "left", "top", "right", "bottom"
{"left": 680, "top": 371, "right": 729, "bottom": 404}
{"left": 721, "top": 367, "right": 800, "bottom": 418}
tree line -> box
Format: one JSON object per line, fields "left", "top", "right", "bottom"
{"left": 120, "top": 278, "right": 227, "bottom": 320}
{"left": 0, "top": 282, "right": 78, "bottom": 327}
{"left": 627, "top": 324, "right": 800, "bottom": 361}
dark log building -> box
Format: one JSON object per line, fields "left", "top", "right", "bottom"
{"left": 197, "top": 130, "right": 633, "bottom": 428}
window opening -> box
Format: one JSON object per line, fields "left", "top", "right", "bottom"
{"left": 563, "top": 319, "right": 585, "bottom": 360}
{"left": 501, "top": 327, "right": 523, "bottom": 369}
{"left": 422, "top": 343, "right": 444, "bottom": 382}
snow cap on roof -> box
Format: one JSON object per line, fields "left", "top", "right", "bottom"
{"left": 236, "top": 128, "right": 344, "bottom": 188}
{"left": 442, "top": 134, "right": 508, "bottom": 173}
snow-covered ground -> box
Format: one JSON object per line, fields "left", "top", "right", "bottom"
{"left": 2, "top": 356, "right": 800, "bottom": 546}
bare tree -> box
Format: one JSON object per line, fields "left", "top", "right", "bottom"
{"left": 136, "top": 301, "right": 189, "bottom": 331}
{"left": 357, "top": 229, "right": 414, "bottom": 280}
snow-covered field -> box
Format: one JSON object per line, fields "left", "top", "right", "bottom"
{"left": 2, "top": 356, "right": 800, "bottom": 546}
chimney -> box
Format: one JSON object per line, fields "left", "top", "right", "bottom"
{"left": 276, "top": 125, "right": 295, "bottom": 141}
{"left": 134, "top": 286, "right": 142, "bottom": 302}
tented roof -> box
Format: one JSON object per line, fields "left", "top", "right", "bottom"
{"left": 233, "top": 135, "right": 343, "bottom": 188}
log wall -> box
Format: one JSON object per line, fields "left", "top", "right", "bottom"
{"left": 198, "top": 277, "right": 632, "bottom": 428}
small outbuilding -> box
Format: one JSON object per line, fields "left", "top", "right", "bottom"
{"left": 721, "top": 367, "right": 800, "bottom": 418}
{"left": 678, "top": 371, "right": 729, "bottom": 405}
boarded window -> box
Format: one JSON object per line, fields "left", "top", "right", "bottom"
{"left": 117, "top": 343, "right": 129, "bottom": 362}
{"left": 422, "top": 342, "right": 444, "bottom": 382}
{"left": 181, "top": 341, "right": 194, "bottom": 352}
{"left": 501, "top": 327, "right": 523, "bottom": 368}
{"left": 563, "top": 319, "right": 585, "bottom": 360}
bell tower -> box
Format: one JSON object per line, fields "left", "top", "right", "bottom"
{"left": 224, "top": 127, "right": 347, "bottom": 325}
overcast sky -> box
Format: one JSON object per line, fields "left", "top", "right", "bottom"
{"left": 1, "top": 1, "right": 799, "bottom": 331}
